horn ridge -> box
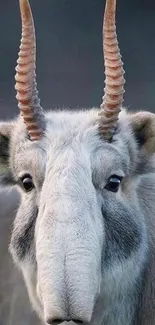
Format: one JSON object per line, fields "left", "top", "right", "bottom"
{"left": 15, "top": 0, "right": 45, "bottom": 141}
{"left": 99, "top": 0, "right": 125, "bottom": 140}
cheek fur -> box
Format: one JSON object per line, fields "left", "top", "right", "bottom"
{"left": 9, "top": 202, "right": 38, "bottom": 262}
{"left": 101, "top": 202, "right": 143, "bottom": 265}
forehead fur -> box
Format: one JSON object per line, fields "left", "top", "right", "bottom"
{"left": 9, "top": 108, "right": 137, "bottom": 182}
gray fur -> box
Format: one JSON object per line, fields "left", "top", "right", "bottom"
{"left": 0, "top": 107, "right": 155, "bottom": 324}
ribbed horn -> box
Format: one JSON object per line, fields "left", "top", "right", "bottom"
{"left": 15, "top": 0, "right": 45, "bottom": 141}
{"left": 99, "top": 0, "right": 125, "bottom": 140}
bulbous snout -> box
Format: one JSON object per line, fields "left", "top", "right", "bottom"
{"left": 43, "top": 292, "right": 95, "bottom": 324}
{"left": 44, "top": 294, "right": 94, "bottom": 324}
{"left": 36, "top": 231, "right": 101, "bottom": 325}
{"left": 36, "top": 168, "right": 103, "bottom": 325}
{"left": 37, "top": 256, "right": 98, "bottom": 324}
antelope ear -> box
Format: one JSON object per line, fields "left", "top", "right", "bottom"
{"left": 0, "top": 121, "right": 16, "bottom": 186}
{"left": 129, "top": 111, "right": 155, "bottom": 155}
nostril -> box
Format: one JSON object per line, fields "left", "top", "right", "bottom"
{"left": 46, "top": 318, "right": 84, "bottom": 324}
{"left": 46, "top": 319, "right": 64, "bottom": 325}
{"left": 72, "top": 320, "right": 84, "bottom": 324}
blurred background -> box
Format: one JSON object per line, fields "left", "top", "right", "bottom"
{"left": 0, "top": 0, "right": 155, "bottom": 324}
{"left": 1, "top": 0, "right": 155, "bottom": 120}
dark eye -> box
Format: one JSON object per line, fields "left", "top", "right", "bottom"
{"left": 20, "top": 174, "right": 34, "bottom": 192}
{"left": 104, "top": 175, "right": 123, "bottom": 193}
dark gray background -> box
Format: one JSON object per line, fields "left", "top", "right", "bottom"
{"left": 1, "top": 0, "right": 155, "bottom": 120}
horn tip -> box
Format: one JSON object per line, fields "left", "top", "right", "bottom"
{"left": 19, "top": 0, "right": 32, "bottom": 21}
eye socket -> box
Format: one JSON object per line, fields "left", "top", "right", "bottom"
{"left": 20, "top": 174, "right": 34, "bottom": 192}
{"left": 104, "top": 175, "right": 123, "bottom": 193}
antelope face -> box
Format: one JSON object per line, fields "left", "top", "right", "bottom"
{"left": 8, "top": 109, "right": 145, "bottom": 324}
{"left": 9, "top": 110, "right": 104, "bottom": 324}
